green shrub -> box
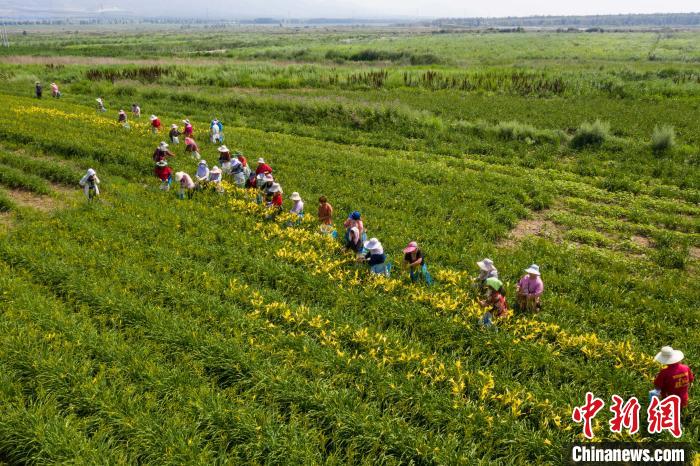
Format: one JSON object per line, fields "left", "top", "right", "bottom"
{"left": 570, "top": 120, "right": 610, "bottom": 149}
{"left": 651, "top": 124, "right": 676, "bottom": 154}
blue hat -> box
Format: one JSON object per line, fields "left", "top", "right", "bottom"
{"left": 351, "top": 211, "right": 361, "bottom": 220}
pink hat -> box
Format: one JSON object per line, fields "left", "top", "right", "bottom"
{"left": 403, "top": 241, "right": 418, "bottom": 253}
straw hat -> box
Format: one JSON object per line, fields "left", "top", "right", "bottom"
{"left": 155, "top": 160, "right": 168, "bottom": 167}
{"left": 210, "top": 166, "right": 222, "bottom": 174}
{"left": 525, "top": 264, "right": 541, "bottom": 276}
{"left": 257, "top": 157, "right": 265, "bottom": 164}
{"left": 218, "top": 145, "right": 229, "bottom": 152}
{"left": 364, "top": 238, "right": 383, "bottom": 253}
{"left": 182, "top": 119, "right": 190, "bottom": 124}
{"left": 477, "top": 258, "right": 495, "bottom": 272}
{"left": 174, "top": 172, "right": 185, "bottom": 182}
{"left": 290, "top": 192, "right": 301, "bottom": 201}
{"left": 655, "top": 346, "right": 684, "bottom": 365}
{"left": 403, "top": 241, "right": 418, "bottom": 254}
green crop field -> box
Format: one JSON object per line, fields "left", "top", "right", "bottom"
{"left": 0, "top": 25, "right": 698, "bottom": 464}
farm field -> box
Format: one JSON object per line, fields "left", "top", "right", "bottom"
{"left": 0, "top": 26, "right": 698, "bottom": 464}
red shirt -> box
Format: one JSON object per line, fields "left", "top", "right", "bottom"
{"left": 255, "top": 163, "right": 273, "bottom": 175}
{"left": 271, "top": 193, "right": 283, "bottom": 207}
{"left": 154, "top": 165, "right": 172, "bottom": 181}
{"left": 654, "top": 363, "right": 694, "bottom": 407}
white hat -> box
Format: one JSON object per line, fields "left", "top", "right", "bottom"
{"left": 156, "top": 160, "right": 168, "bottom": 167}
{"left": 96, "top": 98, "right": 102, "bottom": 102}
{"left": 263, "top": 174, "right": 274, "bottom": 183}
{"left": 364, "top": 238, "right": 383, "bottom": 252}
{"left": 199, "top": 160, "right": 207, "bottom": 165}
{"left": 290, "top": 192, "right": 301, "bottom": 201}
{"left": 210, "top": 166, "right": 222, "bottom": 174}
{"left": 150, "top": 115, "right": 157, "bottom": 120}
{"left": 525, "top": 264, "right": 540, "bottom": 275}
{"left": 269, "top": 183, "right": 282, "bottom": 193}
{"left": 477, "top": 258, "right": 495, "bottom": 272}
{"left": 86, "top": 168, "right": 96, "bottom": 176}
{"left": 655, "top": 346, "right": 684, "bottom": 365}
{"left": 119, "top": 109, "right": 125, "bottom": 114}
{"left": 183, "top": 119, "right": 190, "bottom": 124}
{"left": 159, "top": 141, "right": 168, "bottom": 148}
{"left": 257, "top": 158, "right": 265, "bottom": 164}
{"left": 171, "top": 123, "right": 178, "bottom": 128}
{"left": 218, "top": 145, "right": 229, "bottom": 152}
{"left": 174, "top": 171, "right": 185, "bottom": 182}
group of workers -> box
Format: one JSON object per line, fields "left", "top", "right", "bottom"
{"left": 34, "top": 81, "right": 61, "bottom": 99}
{"left": 56, "top": 90, "right": 690, "bottom": 408}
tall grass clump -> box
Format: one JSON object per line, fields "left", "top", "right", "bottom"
{"left": 569, "top": 119, "right": 610, "bottom": 149}
{"left": 651, "top": 124, "right": 676, "bottom": 155}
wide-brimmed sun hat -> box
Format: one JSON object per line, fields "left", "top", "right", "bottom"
{"left": 199, "top": 160, "right": 207, "bottom": 165}
{"left": 218, "top": 145, "right": 229, "bottom": 152}
{"left": 485, "top": 277, "right": 503, "bottom": 290}
{"left": 159, "top": 141, "right": 168, "bottom": 147}
{"left": 119, "top": 109, "right": 125, "bottom": 114}
{"left": 174, "top": 171, "right": 185, "bottom": 182}
{"left": 183, "top": 119, "right": 190, "bottom": 124}
{"left": 257, "top": 157, "right": 265, "bottom": 164}
{"left": 210, "top": 166, "right": 222, "bottom": 174}
{"left": 525, "top": 264, "right": 541, "bottom": 276}
{"left": 150, "top": 115, "right": 157, "bottom": 120}
{"left": 290, "top": 192, "right": 301, "bottom": 201}
{"left": 403, "top": 241, "right": 418, "bottom": 254}
{"left": 269, "top": 183, "right": 282, "bottom": 193}
{"left": 171, "top": 123, "right": 178, "bottom": 128}
{"left": 86, "top": 168, "right": 96, "bottom": 176}
{"left": 156, "top": 160, "right": 168, "bottom": 167}
{"left": 364, "top": 238, "right": 382, "bottom": 251}
{"left": 655, "top": 346, "right": 684, "bottom": 365}
{"left": 477, "top": 258, "right": 495, "bottom": 272}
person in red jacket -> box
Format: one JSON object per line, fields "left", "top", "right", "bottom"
{"left": 255, "top": 157, "right": 273, "bottom": 175}
{"left": 653, "top": 346, "right": 694, "bottom": 408}
{"left": 154, "top": 160, "right": 173, "bottom": 190}
{"left": 150, "top": 115, "right": 162, "bottom": 133}
{"left": 268, "top": 183, "right": 283, "bottom": 209}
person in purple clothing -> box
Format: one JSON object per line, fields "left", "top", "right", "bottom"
{"left": 516, "top": 264, "right": 544, "bottom": 312}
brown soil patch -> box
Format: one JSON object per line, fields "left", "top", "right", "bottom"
{"left": 5, "top": 189, "right": 64, "bottom": 212}
{"left": 690, "top": 247, "right": 700, "bottom": 261}
{"left": 499, "top": 211, "right": 562, "bottom": 248}
{"left": 631, "top": 235, "right": 653, "bottom": 249}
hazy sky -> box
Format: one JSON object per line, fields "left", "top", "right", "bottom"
{"left": 4, "top": 0, "right": 699, "bottom": 18}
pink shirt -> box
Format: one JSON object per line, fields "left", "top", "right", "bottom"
{"left": 180, "top": 173, "right": 195, "bottom": 189}
{"left": 518, "top": 275, "right": 543, "bottom": 297}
